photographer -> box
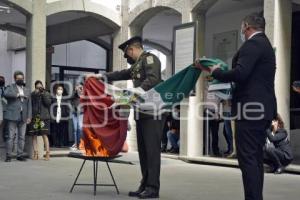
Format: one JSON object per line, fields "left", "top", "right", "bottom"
{"left": 264, "top": 114, "right": 293, "bottom": 174}
{"left": 27, "top": 80, "right": 51, "bottom": 160}
{"left": 292, "top": 81, "right": 300, "bottom": 94}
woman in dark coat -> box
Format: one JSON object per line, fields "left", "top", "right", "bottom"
{"left": 27, "top": 81, "right": 51, "bottom": 160}
{"left": 264, "top": 114, "right": 293, "bottom": 174}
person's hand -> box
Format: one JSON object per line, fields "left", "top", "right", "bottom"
{"left": 75, "top": 85, "right": 83, "bottom": 92}
{"left": 26, "top": 118, "right": 31, "bottom": 124}
{"left": 292, "top": 86, "right": 300, "bottom": 94}
{"left": 171, "top": 129, "right": 177, "bottom": 134}
{"left": 84, "top": 73, "right": 103, "bottom": 80}
{"left": 209, "top": 63, "right": 221, "bottom": 74}
{"left": 194, "top": 59, "right": 209, "bottom": 72}
{"left": 39, "top": 87, "right": 44, "bottom": 93}
{"left": 167, "top": 122, "right": 171, "bottom": 128}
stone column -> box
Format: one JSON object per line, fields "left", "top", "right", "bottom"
{"left": 179, "top": 4, "right": 206, "bottom": 158}
{"left": 46, "top": 46, "right": 54, "bottom": 90}
{"left": 264, "top": 0, "right": 292, "bottom": 130}
{"left": 25, "top": 0, "right": 47, "bottom": 159}
{"left": 178, "top": 0, "right": 191, "bottom": 158}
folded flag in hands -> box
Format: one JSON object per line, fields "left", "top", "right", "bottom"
{"left": 197, "top": 57, "right": 232, "bottom": 100}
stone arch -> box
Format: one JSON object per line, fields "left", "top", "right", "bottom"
{"left": 2, "top": 0, "right": 32, "bottom": 15}
{"left": 46, "top": 0, "right": 121, "bottom": 29}
{"left": 143, "top": 39, "right": 171, "bottom": 55}
{"left": 129, "top": 5, "right": 182, "bottom": 29}
{"left": 191, "top": 0, "right": 218, "bottom": 14}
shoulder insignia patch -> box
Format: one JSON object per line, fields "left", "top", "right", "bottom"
{"left": 146, "top": 56, "right": 154, "bottom": 64}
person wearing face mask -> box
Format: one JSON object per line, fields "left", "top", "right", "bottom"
{"left": 70, "top": 83, "right": 84, "bottom": 151}
{"left": 3, "top": 71, "right": 32, "bottom": 162}
{"left": 27, "top": 80, "right": 51, "bottom": 160}
{"left": 85, "top": 36, "right": 164, "bottom": 199}
{"left": 203, "top": 13, "right": 277, "bottom": 200}
{"left": 264, "top": 114, "right": 293, "bottom": 174}
{"left": 50, "top": 84, "right": 70, "bottom": 148}
{"left": 0, "top": 76, "right": 6, "bottom": 98}
{"left": 0, "top": 75, "right": 8, "bottom": 143}
{"left": 0, "top": 90, "right": 2, "bottom": 125}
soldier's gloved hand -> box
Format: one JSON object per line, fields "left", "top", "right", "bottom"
{"left": 194, "top": 58, "right": 207, "bottom": 71}
{"left": 84, "top": 73, "right": 103, "bottom": 80}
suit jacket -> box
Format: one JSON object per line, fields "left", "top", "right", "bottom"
{"left": 212, "top": 33, "right": 277, "bottom": 121}
{"left": 266, "top": 128, "right": 293, "bottom": 161}
{"left": 0, "top": 86, "right": 7, "bottom": 112}
{"left": 3, "top": 84, "right": 32, "bottom": 122}
{"left": 0, "top": 97, "right": 3, "bottom": 123}
{"left": 105, "top": 51, "right": 162, "bottom": 119}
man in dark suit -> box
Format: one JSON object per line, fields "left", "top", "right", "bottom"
{"left": 0, "top": 95, "right": 3, "bottom": 125}
{"left": 86, "top": 36, "right": 164, "bottom": 199}
{"left": 0, "top": 75, "right": 8, "bottom": 143}
{"left": 4, "top": 71, "right": 32, "bottom": 162}
{"left": 207, "top": 13, "right": 277, "bottom": 200}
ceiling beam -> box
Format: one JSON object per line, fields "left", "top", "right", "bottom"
{"left": 0, "top": 23, "right": 26, "bottom": 35}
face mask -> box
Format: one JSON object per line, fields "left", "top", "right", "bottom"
{"left": 0, "top": 80, "right": 4, "bottom": 87}
{"left": 124, "top": 53, "right": 135, "bottom": 65}
{"left": 240, "top": 28, "right": 246, "bottom": 43}
{"left": 77, "top": 90, "right": 83, "bottom": 96}
{"left": 57, "top": 89, "right": 63, "bottom": 96}
{"left": 16, "top": 79, "right": 24, "bottom": 86}
{"left": 173, "top": 111, "right": 179, "bottom": 118}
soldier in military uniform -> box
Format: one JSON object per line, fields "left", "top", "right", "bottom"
{"left": 86, "top": 36, "right": 165, "bottom": 199}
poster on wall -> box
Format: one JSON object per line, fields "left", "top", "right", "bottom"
{"left": 212, "top": 30, "right": 238, "bottom": 69}
{"left": 173, "top": 22, "right": 196, "bottom": 74}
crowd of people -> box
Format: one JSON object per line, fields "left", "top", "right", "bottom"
{"left": 0, "top": 72, "right": 84, "bottom": 162}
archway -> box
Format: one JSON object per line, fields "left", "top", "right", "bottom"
{"left": 46, "top": 5, "right": 121, "bottom": 147}
{"left": 127, "top": 6, "right": 182, "bottom": 151}
{"left": 0, "top": 0, "right": 28, "bottom": 84}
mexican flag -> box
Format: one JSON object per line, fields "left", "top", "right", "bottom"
{"left": 110, "top": 58, "right": 232, "bottom": 111}
{"left": 137, "top": 65, "right": 201, "bottom": 111}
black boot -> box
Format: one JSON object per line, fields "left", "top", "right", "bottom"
{"left": 128, "top": 186, "right": 145, "bottom": 197}
{"left": 5, "top": 156, "right": 11, "bottom": 162}
{"left": 16, "top": 156, "right": 27, "bottom": 161}
{"left": 161, "top": 144, "right": 167, "bottom": 153}
{"left": 274, "top": 166, "right": 284, "bottom": 174}
{"left": 138, "top": 187, "right": 159, "bottom": 199}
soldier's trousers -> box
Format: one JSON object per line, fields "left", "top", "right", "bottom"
{"left": 135, "top": 116, "right": 165, "bottom": 192}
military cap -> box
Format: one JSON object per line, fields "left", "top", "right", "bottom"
{"left": 118, "top": 36, "right": 143, "bottom": 52}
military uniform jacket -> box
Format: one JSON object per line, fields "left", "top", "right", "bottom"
{"left": 105, "top": 51, "right": 162, "bottom": 119}
{"left": 105, "top": 51, "right": 162, "bottom": 91}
